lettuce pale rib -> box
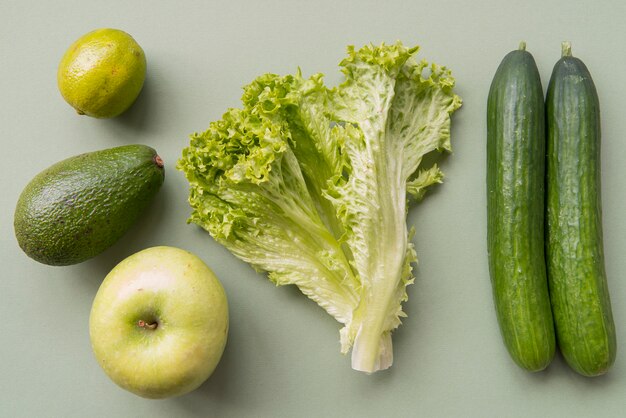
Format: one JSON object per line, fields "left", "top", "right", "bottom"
{"left": 178, "top": 42, "right": 461, "bottom": 373}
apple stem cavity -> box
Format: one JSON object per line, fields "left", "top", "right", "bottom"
{"left": 138, "top": 320, "right": 158, "bottom": 330}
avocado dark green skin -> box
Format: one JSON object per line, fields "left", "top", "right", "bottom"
{"left": 546, "top": 51, "right": 616, "bottom": 377}
{"left": 14, "top": 144, "right": 164, "bottom": 266}
{"left": 487, "top": 46, "right": 555, "bottom": 372}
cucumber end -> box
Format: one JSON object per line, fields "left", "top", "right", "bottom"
{"left": 561, "top": 41, "right": 572, "bottom": 57}
{"left": 518, "top": 41, "right": 527, "bottom": 51}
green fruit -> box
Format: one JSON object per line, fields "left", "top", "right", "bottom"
{"left": 487, "top": 42, "right": 555, "bottom": 371}
{"left": 89, "top": 246, "right": 229, "bottom": 399}
{"left": 58, "top": 28, "right": 147, "bottom": 118}
{"left": 546, "top": 42, "right": 616, "bottom": 376}
{"left": 14, "top": 145, "right": 164, "bottom": 266}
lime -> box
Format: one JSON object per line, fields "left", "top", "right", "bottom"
{"left": 57, "top": 28, "right": 146, "bottom": 118}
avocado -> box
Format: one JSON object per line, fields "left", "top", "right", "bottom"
{"left": 14, "top": 144, "right": 165, "bottom": 266}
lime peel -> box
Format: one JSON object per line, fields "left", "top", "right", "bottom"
{"left": 57, "top": 28, "right": 146, "bottom": 118}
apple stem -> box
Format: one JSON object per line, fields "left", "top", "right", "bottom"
{"left": 138, "top": 320, "right": 158, "bottom": 330}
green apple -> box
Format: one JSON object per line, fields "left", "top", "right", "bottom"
{"left": 89, "top": 246, "right": 228, "bottom": 399}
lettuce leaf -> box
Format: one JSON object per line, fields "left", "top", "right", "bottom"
{"left": 178, "top": 42, "right": 461, "bottom": 373}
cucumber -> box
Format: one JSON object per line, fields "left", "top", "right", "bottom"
{"left": 487, "top": 42, "right": 555, "bottom": 371}
{"left": 546, "top": 42, "right": 616, "bottom": 376}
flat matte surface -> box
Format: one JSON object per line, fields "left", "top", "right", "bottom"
{"left": 1, "top": 1, "right": 625, "bottom": 417}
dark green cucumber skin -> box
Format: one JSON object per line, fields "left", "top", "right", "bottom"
{"left": 546, "top": 54, "right": 616, "bottom": 376}
{"left": 14, "top": 145, "right": 165, "bottom": 266}
{"left": 487, "top": 48, "right": 555, "bottom": 371}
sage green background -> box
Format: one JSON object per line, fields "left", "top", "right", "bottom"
{"left": 2, "top": 1, "right": 625, "bottom": 417}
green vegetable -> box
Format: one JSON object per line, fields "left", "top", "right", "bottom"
{"left": 546, "top": 42, "right": 616, "bottom": 376}
{"left": 178, "top": 42, "right": 461, "bottom": 373}
{"left": 14, "top": 145, "right": 164, "bottom": 266}
{"left": 486, "top": 42, "right": 555, "bottom": 371}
